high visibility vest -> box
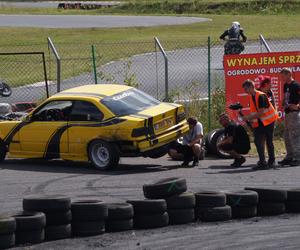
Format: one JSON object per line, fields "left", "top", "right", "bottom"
{"left": 249, "top": 90, "right": 278, "bottom": 128}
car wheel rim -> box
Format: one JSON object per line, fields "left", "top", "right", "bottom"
{"left": 92, "top": 143, "right": 110, "bottom": 168}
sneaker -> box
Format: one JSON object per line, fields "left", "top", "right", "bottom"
{"left": 192, "top": 158, "right": 199, "bottom": 167}
{"left": 289, "top": 160, "right": 300, "bottom": 167}
{"left": 278, "top": 158, "right": 293, "bottom": 166}
{"left": 231, "top": 156, "right": 246, "bottom": 168}
{"left": 252, "top": 161, "right": 269, "bottom": 171}
{"left": 230, "top": 158, "right": 238, "bottom": 167}
{"left": 181, "top": 160, "right": 191, "bottom": 168}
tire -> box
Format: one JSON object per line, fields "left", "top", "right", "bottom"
{"left": 195, "top": 191, "right": 226, "bottom": 207}
{"left": 165, "top": 192, "right": 195, "bottom": 209}
{"left": 143, "top": 177, "right": 187, "bottom": 199}
{"left": 15, "top": 229, "right": 44, "bottom": 245}
{"left": 23, "top": 195, "right": 71, "bottom": 213}
{"left": 0, "top": 233, "right": 15, "bottom": 249}
{"left": 107, "top": 203, "right": 134, "bottom": 221}
{"left": 45, "top": 224, "right": 71, "bottom": 241}
{"left": 245, "top": 187, "right": 287, "bottom": 202}
{"left": 287, "top": 189, "right": 300, "bottom": 202}
{"left": 231, "top": 206, "right": 257, "bottom": 219}
{"left": 225, "top": 190, "right": 259, "bottom": 207}
{"left": 72, "top": 221, "right": 105, "bottom": 237}
{"left": 146, "top": 146, "right": 167, "bottom": 159}
{"left": 71, "top": 200, "right": 108, "bottom": 222}
{"left": 0, "top": 217, "right": 16, "bottom": 235}
{"left": 286, "top": 201, "right": 300, "bottom": 213}
{"left": 133, "top": 212, "right": 169, "bottom": 229}
{"left": 206, "top": 129, "right": 232, "bottom": 159}
{"left": 106, "top": 219, "right": 133, "bottom": 232}
{"left": 168, "top": 209, "right": 195, "bottom": 225}
{"left": 257, "top": 202, "right": 286, "bottom": 216}
{"left": 12, "top": 211, "right": 46, "bottom": 231}
{"left": 45, "top": 210, "right": 72, "bottom": 226}
{"left": 88, "top": 140, "right": 120, "bottom": 170}
{"left": 127, "top": 200, "right": 167, "bottom": 215}
{"left": 0, "top": 82, "right": 12, "bottom": 97}
{"left": 196, "top": 205, "right": 232, "bottom": 222}
{"left": 0, "top": 141, "right": 7, "bottom": 162}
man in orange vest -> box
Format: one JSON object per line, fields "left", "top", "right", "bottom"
{"left": 242, "top": 79, "right": 278, "bottom": 170}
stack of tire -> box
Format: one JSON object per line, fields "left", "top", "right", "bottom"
{"left": 106, "top": 203, "right": 134, "bottom": 232}
{"left": 71, "top": 200, "right": 107, "bottom": 237}
{"left": 143, "top": 177, "right": 194, "bottom": 225}
{"left": 23, "top": 195, "right": 72, "bottom": 241}
{"left": 0, "top": 217, "right": 15, "bottom": 249}
{"left": 195, "top": 191, "right": 232, "bottom": 222}
{"left": 245, "top": 188, "right": 287, "bottom": 216}
{"left": 286, "top": 189, "right": 300, "bottom": 213}
{"left": 225, "top": 190, "right": 258, "bottom": 218}
{"left": 12, "top": 211, "right": 46, "bottom": 245}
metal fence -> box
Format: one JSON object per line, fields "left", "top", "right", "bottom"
{"left": 0, "top": 37, "right": 299, "bottom": 129}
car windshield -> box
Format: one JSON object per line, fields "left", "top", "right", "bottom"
{"left": 101, "top": 88, "right": 160, "bottom": 116}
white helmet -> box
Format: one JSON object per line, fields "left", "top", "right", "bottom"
{"left": 232, "top": 21, "right": 240, "bottom": 27}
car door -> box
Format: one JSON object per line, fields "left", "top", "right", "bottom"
{"left": 18, "top": 100, "right": 72, "bottom": 158}
{"left": 67, "top": 100, "right": 104, "bottom": 158}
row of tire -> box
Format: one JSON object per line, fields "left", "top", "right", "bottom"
{"left": 1, "top": 177, "right": 300, "bottom": 249}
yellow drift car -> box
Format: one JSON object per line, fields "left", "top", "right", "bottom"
{"left": 0, "top": 85, "right": 189, "bottom": 170}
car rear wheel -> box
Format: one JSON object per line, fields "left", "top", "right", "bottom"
{"left": 88, "top": 140, "right": 120, "bottom": 170}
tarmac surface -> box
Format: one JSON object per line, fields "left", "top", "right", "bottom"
{"left": 1, "top": 155, "right": 300, "bottom": 249}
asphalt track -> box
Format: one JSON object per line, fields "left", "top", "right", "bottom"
{"left": 1, "top": 156, "right": 300, "bottom": 249}
{"left": 0, "top": 15, "right": 210, "bottom": 28}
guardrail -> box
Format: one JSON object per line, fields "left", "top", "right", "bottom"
{"left": 47, "top": 37, "right": 61, "bottom": 93}
{"left": 259, "top": 34, "right": 272, "bottom": 53}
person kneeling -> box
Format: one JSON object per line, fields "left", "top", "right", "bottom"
{"left": 217, "top": 113, "right": 250, "bottom": 167}
{"left": 169, "top": 117, "right": 203, "bottom": 168}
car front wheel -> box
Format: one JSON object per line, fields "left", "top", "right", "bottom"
{"left": 88, "top": 140, "right": 120, "bottom": 170}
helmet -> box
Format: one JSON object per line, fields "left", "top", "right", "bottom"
{"left": 232, "top": 21, "right": 240, "bottom": 27}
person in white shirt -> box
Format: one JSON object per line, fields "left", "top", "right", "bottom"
{"left": 169, "top": 117, "right": 204, "bottom": 167}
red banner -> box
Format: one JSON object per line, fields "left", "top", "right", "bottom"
{"left": 224, "top": 51, "right": 300, "bottom": 122}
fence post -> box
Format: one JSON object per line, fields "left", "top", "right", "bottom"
{"left": 208, "top": 36, "right": 211, "bottom": 131}
{"left": 154, "top": 37, "right": 169, "bottom": 101}
{"left": 91, "top": 45, "right": 98, "bottom": 84}
{"left": 47, "top": 37, "right": 61, "bottom": 93}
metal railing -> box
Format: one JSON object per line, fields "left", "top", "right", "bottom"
{"left": 47, "top": 37, "right": 61, "bottom": 93}
{"left": 154, "top": 37, "right": 169, "bottom": 101}
{"left": 259, "top": 34, "right": 272, "bottom": 52}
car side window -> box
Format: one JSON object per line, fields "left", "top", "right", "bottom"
{"left": 32, "top": 101, "right": 73, "bottom": 122}
{"left": 69, "top": 101, "right": 104, "bottom": 122}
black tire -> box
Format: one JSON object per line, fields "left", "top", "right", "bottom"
{"left": 23, "top": 195, "right": 71, "bottom": 213}
{"left": 168, "top": 209, "right": 195, "bottom": 225}
{"left": 15, "top": 229, "right": 45, "bottom": 245}
{"left": 127, "top": 200, "right": 167, "bottom": 215}
{"left": 143, "top": 177, "right": 187, "bottom": 199}
{"left": 287, "top": 189, "right": 300, "bottom": 202}
{"left": 71, "top": 200, "right": 108, "bottom": 222}
{"left": 45, "top": 210, "right": 72, "bottom": 226}
{"left": 286, "top": 201, "right": 300, "bottom": 213}
{"left": 88, "top": 140, "right": 120, "bottom": 170}
{"left": 12, "top": 211, "right": 46, "bottom": 231}
{"left": 133, "top": 212, "right": 169, "bottom": 229}
{"left": 0, "top": 217, "right": 16, "bottom": 235}
{"left": 195, "top": 191, "right": 226, "bottom": 207}
{"left": 207, "top": 129, "right": 232, "bottom": 159}
{"left": 0, "top": 141, "right": 7, "bottom": 162}
{"left": 245, "top": 187, "right": 287, "bottom": 202}
{"left": 72, "top": 221, "right": 105, "bottom": 237}
{"left": 0, "top": 234, "right": 15, "bottom": 249}
{"left": 146, "top": 146, "right": 168, "bottom": 159}
{"left": 196, "top": 205, "right": 232, "bottom": 222}
{"left": 107, "top": 203, "right": 134, "bottom": 221}
{"left": 226, "top": 190, "right": 259, "bottom": 207}
{"left": 165, "top": 192, "right": 195, "bottom": 209}
{"left": 45, "top": 224, "right": 71, "bottom": 241}
{"left": 106, "top": 219, "right": 133, "bottom": 232}
{"left": 231, "top": 206, "right": 257, "bottom": 219}
{"left": 257, "top": 202, "right": 286, "bottom": 216}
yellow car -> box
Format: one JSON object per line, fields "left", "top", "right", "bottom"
{"left": 0, "top": 84, "right": 189, "bottom": 170}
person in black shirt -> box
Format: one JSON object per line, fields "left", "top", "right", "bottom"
{"left": 279, "top": 68, "right": 300, "bottom": 166}
{"left": 220, "top": 21, "right": 247, "bottom": 55}
{"left": 258, "top": 75, "right": 276, "bottom": 109}
{"left": 217, "top": 113, "right": 250, "bottom": 167}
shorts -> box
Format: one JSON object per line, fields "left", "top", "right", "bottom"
{"left": 169, "top": 141, "right": 194, "bottom": 160}
{"left": 219, "top": 143, "right": 249, "bottom": 155}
